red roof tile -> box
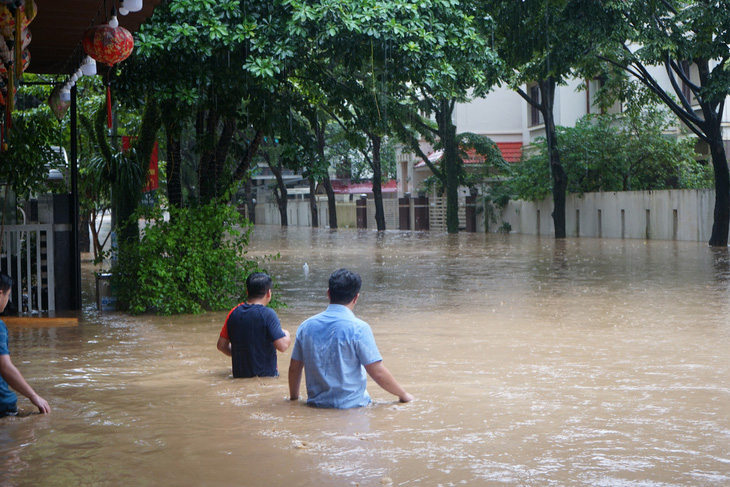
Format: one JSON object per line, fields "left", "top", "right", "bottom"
{"left": 498, "top": 142, "right": 523, "bottom": 163}
{"left": 414, "top": 142, "right": 523, "bottom": 167}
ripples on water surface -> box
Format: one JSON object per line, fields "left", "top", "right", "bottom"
{"left": 1, "top": 226, "right": 729, "bottom": 486}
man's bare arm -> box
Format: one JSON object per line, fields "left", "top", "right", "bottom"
{"left": 364, "top": 361, "right": 414, "bottom": 403}
{"left": 288, "top": 359, "right": 304, "bottom": 400}
{"left": 0, "top": 355, "right": 51, "bottom": 413}
{"left": 216, "top": 337, "right": 232, "bottom": 357}
{"left": 273, "top": 329, "right": 291, "bottom": 352}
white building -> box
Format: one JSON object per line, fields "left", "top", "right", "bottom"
{"left": 396, "top": 65, "right": 730, "bottom": 197}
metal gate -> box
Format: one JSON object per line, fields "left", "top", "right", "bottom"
{"left": 0, "top": 224, "right": 56, "bottom": 313}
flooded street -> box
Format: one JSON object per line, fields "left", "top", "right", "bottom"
{"left": 2, "top": 225, "right": 729, "bottom": 486}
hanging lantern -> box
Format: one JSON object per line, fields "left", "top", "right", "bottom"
{"left": 3, "top": 46, "right": 29, "bottom": 78}
{"left": 48, "top": 84, "right": 70, "bottom": 121}
{"left": 17, "top": 46, "right": 27, "bottom": 70}
{"left": 82, "top": 23, "right": 133, "bottom": 67}
{"left": 19, "top": 25, "right": 29, "bottom": 48}
{"left": 83, "top": 19, "right": 134, "bottom": 128}
{"left": 0, "top": 1, "right": 36, "bottom": 40}
{"left": 0, "top": 38, "right": 9, "bottom": 64}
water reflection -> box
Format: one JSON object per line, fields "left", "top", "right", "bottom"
{"left": 1, "top": 226, "right": 729, "bottom": 486}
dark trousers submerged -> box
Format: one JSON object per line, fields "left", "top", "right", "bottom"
{"left": 0, "top": 404, "right": 18, "bottom": 417}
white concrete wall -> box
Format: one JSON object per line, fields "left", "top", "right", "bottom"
{"left": 489, "top": 189, "right": 715, "bottom": 242}
{"left": 256, "top": 199, "right": 358, "bottom": 229}
{"left": 257, "top": 189, "right": 717, "bottom": 243}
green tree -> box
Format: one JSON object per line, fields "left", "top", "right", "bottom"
{"left": 119, "top": 0, "right": 296, "bottom": 207}
{"left": 591, "top": 0, "right": 730, "bottom": 246}
{"left": 285, "top": 0, "right": 500, "bottom": 233}
{"left": 485, "top": 0, "right": 599, "bottom": 239}
{"left": 419, "top": 132, "right": 509, "bottom": 196}
{"left": 91, "top": 95, "right": 160, "bottom": 243}
{"left": 0, "top": 84, "right": 60, "bottom": 199}
{"left": 511, "top": 95, "right": 708, "bottom": 199}
{"left": 390, "top": 14, "right": 500, "bottom": 233}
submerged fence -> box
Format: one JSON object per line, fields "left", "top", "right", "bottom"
{"left": 1, "top": 224, "right": 56, "bottom": 313}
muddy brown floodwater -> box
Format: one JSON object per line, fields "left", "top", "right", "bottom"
{"left": 1, "top": 225, "right": 729, "bottom": 486}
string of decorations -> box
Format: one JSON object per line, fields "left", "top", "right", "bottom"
{"left": 0, "top": 0, "right": 36, "bottom": 148}
{"left": 1, "top": 0, "right": 140, "bottom": 152}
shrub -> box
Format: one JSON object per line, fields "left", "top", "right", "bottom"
{"left": 112, "top": 202, "right": 273, "bottom": 315}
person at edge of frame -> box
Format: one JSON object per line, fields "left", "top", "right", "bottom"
{"left": 0, "top": 272, "right": 51, "bottom": 417}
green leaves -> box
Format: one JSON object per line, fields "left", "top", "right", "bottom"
{"left": 510, "top": 104, "right": 707, "bottom": 200}
{"left": 1, "top": 81, "right": 62, "bottom": 198}
{"left": 112, "top": 202, "right": 272, "bottom": 315}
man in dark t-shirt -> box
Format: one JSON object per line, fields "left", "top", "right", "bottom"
{"left": 217, "top": 273, "right": 290, "bottom": 377}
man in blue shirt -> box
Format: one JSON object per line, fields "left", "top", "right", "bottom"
{"left": 288, "top": 268, "right": 413, "bottom": 408}
{"left": 0, "top": 273, "right": 51, "bottom": 417}
{"left": 217, "top": 272, "right": 290, "bottom": 377}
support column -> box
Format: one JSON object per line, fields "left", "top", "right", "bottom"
{"left": 465, "top": 194, "right": 477, "bottom": 232}
{"left": 414, "top": 195, "right": 429, "bottom": 231}
{"left": 399, "top": 193, "right": 411, "bottom": 230}
{"left": 356, "top": 194, "right": 367, "bottom": 229}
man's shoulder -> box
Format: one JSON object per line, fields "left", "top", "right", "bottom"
{"left": 230, "top": 303, "right": 277, "bottom": 317}
{"left": 299, "top": 310, "right": 370, "bottom": 335}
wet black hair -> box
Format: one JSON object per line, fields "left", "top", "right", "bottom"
{"left": 0, "top": 272, "right": 12, "bottom": 293}
{"left": 328, "top": 268, "right": 362, "bottom": 305}
{"left": 246, "top": 272, "right": 272, "bottom": 299}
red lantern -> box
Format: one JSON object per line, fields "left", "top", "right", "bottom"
{"left": 0, "top": 1, "right": 36, "bottom": 39}
{"left": 82, "top": 24, "right": 133, "bottom": 67}
{"left": 82, "top": 23, "right": 134, "bottom": 128}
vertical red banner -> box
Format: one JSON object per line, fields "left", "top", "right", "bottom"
{"left": 121, "top": 136, "right": 159, "bottom": 193}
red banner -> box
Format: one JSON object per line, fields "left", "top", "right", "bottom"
{"left": 121, "top": 136, "right": 159, "bottom": 193}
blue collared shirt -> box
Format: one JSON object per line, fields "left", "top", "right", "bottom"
{"left": 292, "top": 304, "right": 382, "bottom": 409}
{"left": 0, "top": 320, "right": 18, "bottom": 408}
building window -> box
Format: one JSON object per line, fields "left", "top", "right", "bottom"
{"left": 529, "top": 84, "right": 543, "bottom": 127}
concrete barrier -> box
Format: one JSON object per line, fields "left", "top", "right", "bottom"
{"left": 256, "top": 189, "right": 717, "bottom": 242}
{"left": 491, "top": 189, "right": 715, "bottom": 241}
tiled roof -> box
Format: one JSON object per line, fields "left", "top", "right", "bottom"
{"left": 414, "top": 142, "right": 523, "bottom": 168}
{"left": 498, "top": 142, "right": 523, "bottom": 163}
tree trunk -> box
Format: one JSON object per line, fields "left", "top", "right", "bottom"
{"left": 244, "top": 178, "right": 256, "bottom": 224}
{"left": 438, "top": 99, "right": 460, "bottom": 234}
{"left": 234, "top": 129, "right": 264, "bottom": 181}
{"left": 199, "top": 114, "right": 237, "bottom": 205}
{"left": 309, "top": 177, "right": 318, "bottom": 228}
{"left": 165, "top": 126, "right": 183, "bottom": 209}
{"left": 707, "top": 120, "right": 729, "bottom": 246}
{"left": 78, "top": 213, "right": 90, "bottom": 253}
{"left": 541, "top": 78, "right": 567, "bottom": 239}
{"left": 323, "top": 175, "right": 337, "bottom": 229}
{"left": 264, "top": 153, "right": 288, "bottom": 227}
{"left": 368, "top": 133, "right": 386, "bottom": 231}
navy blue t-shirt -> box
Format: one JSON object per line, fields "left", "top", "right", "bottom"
{"left": 221, "top": 304, "right": 285, "bottom": 378}
{"left": 0, "top": 320, "right": 18, "bottom": 409}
